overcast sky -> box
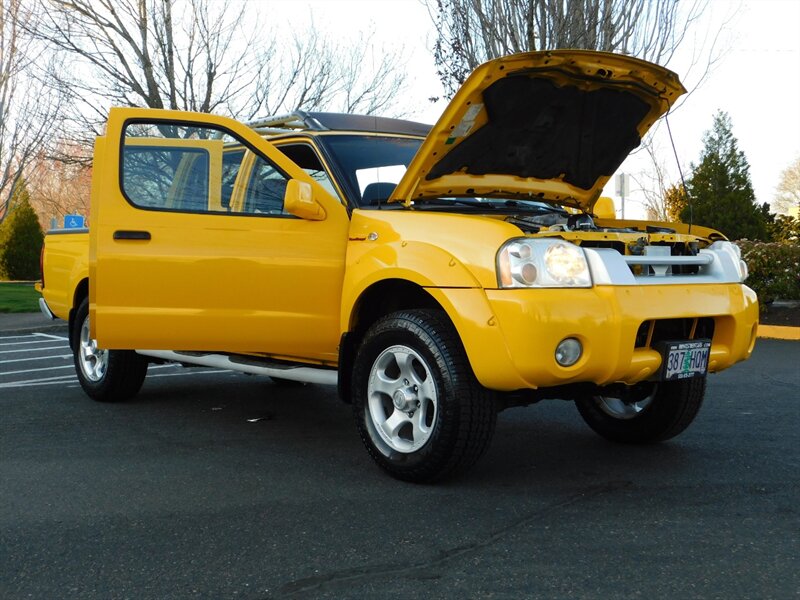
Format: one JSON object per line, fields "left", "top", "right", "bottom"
{"left": 274, "top": 0, "right": 800, "bottom": 218}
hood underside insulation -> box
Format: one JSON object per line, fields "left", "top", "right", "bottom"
{"left": 425, "top": 76, "right": 650, "bottom": 191}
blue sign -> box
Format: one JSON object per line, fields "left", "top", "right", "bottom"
{"left": 64, "top": 215, "right": 85, "bottom": 229}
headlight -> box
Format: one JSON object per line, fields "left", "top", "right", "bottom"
{"left": 497, "top": 238, "right": 592, "bottom": 288}
{"left": 545, "top": 242, "right": 591, "bottom": 285}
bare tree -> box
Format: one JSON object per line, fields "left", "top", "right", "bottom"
{"left": 335, "top": 33, "right": 409, "bottom": 117}
{"left": 27, "top": 144, "right": 92, "bottom": 228}
{"left": 428, "top": 0, "right": 711, "bottom": 97}
{"left": 30, "top": 0, "right": 409, "bottom": 158}
{"left": 34, "top": 0, "right": 251, "bottom": 115}
{"left": 237, "top": 29, "right": 409, "bottom": 120}
{"left": 427, "top": 0, "right": 731, "bottom": 221}
{"left": 773, "top": 156, "right": 800, "bottom": 215}
{"left": 626, "top": 139, "right": 694, "bottom": 221}
{"left": 0, "top": 0, "right": 63, "bottom": 221}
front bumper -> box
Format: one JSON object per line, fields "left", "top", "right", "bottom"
{"left": 431, "top": 283, "right": 758, "bottom": 391}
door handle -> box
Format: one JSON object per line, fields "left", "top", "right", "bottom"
{"left": 113, "top": 230, "right": 151, "bottom": 241}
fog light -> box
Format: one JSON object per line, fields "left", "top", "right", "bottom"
{"left": 555, "top": 338, "right": 582, "bottom": 367}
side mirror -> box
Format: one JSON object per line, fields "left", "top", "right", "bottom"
{"left": 284, "top": 179, "right": 325, "bottom": 221}
{"left": 594, "top": 196, "right": 616, "bottom": 220}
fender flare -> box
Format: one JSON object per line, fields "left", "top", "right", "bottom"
{"left": 340, "top": 240, "right": 482, "bottom": 333}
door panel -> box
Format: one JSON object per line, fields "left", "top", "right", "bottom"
{"left": 92, "top": 108, "right": 348, "bottom": 363}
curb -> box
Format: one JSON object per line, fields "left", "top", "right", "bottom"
{"left": 757, "top": 325, "right": 800, "bottom": 341}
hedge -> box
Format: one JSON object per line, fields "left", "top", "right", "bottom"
{"left": 0, "top": 192, "right": 44, "bottom": 281}
{"left": 735, "top": 240, "right": 800, "bottom": 305}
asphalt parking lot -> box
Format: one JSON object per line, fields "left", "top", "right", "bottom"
{"left": 1, "top": 332, "right": 798, "bottom": 599}
{"left": 0, "top": 331, "right": 228, "bottom": 391}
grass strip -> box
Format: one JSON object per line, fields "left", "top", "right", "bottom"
{"left": 0, "top": 282, "right": 41, "bottom": 313}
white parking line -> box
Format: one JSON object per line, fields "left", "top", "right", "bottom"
{"left": 0, "top": 379, "right": 79, "bottom": 389}
{"left": 0, "top": 339, "right": 65, "bottom": 347}
{"left": 1, "top": 362, "right": 180, "bottom": 378}
{"left": 0, "top": 345, "right": 68, "bottom": 354}
{"left": 0, "top": 367, "right": 231, "bottom": 389}
{"left": 0, "top": 373, "right": 79, "bottom": 387}
{"left": 1, "top": 364, "right": 74, "bottom": 376}
{"left": 0, "top": 354, "right": 73, "bottom": 365}
{"left": 32, "top": 333, "right": 70, "bottom": 341}
{"left": 0, "top": 332, "right": 232, "bottom": 390}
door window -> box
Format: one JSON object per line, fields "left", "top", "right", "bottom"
{"left": 121, "top": 121, "right": 290, "bottom": 216}
{"left": 123, "top": 145, "right": 211, "bottom": 210}
{"left": 277, "top": 143, "right": 341, "bottom": 201}
{"left": 221, "top": 149, "right": 246, "bottom": 210}
{"left": 243, "top": 156, "right": 289, "bottom": 215}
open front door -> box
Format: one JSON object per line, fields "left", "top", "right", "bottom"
{"left": 90, "top": 108, "right": 349, "bottom": 364}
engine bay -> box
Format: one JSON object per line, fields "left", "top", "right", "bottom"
{"left": 505, "top": 211, "right": 709, "bottom": 260}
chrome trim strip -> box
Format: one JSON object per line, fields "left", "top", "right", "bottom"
{"left": 585, "top": 245, "right": 743, "bottom": 286}
{"left": 624, "top": 255, "right": 714, "bottom": 266}
{"left": 136, "top": 350, "right": 338, "bottom": 386}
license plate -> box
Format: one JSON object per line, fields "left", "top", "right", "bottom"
{"left": 661, "top": 340, "right": 711, "bottom": 380}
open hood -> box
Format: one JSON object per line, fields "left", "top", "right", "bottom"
{"left": 390, "top": 50, "right": 685, "bottom": 212}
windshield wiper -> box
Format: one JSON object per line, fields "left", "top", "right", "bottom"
{"left": 416, "top": 198, "right": 496, "bottom": 209}
{"left": 413, "top": 198, "right": 570, "bottom": 215}
{"left": 499, "top": 200, "right": 568, "bottom": 215}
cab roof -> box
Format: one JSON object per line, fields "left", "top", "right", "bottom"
{"left": 247, "top": 111, "right": 431, "bottom": 138}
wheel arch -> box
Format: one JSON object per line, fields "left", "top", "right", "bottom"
{"left": 339, "top": 275, "right": 524, "bottom": 398}
{"left": 348, "top": 279, "right": 442, "bottom": 335}
{"left": 338, "top": 278, "right": 446, "bottom": 403}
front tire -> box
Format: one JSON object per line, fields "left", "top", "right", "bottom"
{"left": 352, "top": 310, "right": 496, "bottom": 483}
{"left": 72, "top": 298, "right": 148, "bottom": 402}
{"left": 575, "top": 377, "right": 706, "bottom": 444}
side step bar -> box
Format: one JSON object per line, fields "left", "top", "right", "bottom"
{"left": 137, "top": 350, "right": 338, "bottom": 386}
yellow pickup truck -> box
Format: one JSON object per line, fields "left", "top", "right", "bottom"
{"left": 39, "top": 50, "right": 758, "bottom": 482}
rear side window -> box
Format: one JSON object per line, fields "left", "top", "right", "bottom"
{"left": 121, "top": 121, "right": 290, "bottom": 216}
{"left": 123, "top": 146, "right": 211, "bottom": 211}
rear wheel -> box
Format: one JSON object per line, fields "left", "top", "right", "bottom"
{"left": 352, "top": 310, "right": 496, "bottom": 483}
{"left": 575, "top": 378, "right": 706, "bottom": 444}
{"left": 72, "top": 298, "right": 148, "bottom": 402}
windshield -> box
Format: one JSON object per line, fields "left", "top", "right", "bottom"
{"left": 318, "top": 134, "right": 571, "bottom": 216}
{"left": 318, "top": 135, "right": 422, "bottom": 208}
